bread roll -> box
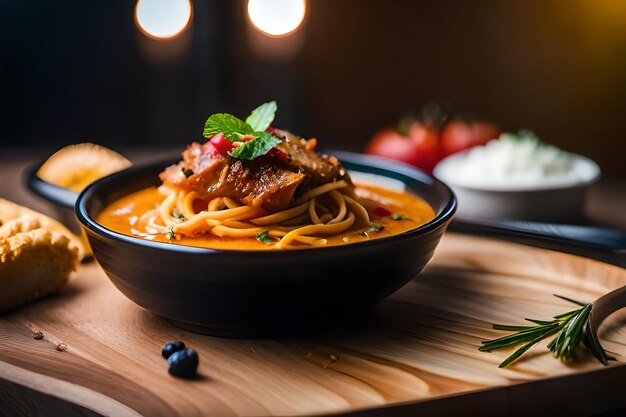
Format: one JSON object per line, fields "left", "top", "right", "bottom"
{"left": 0, "top": 199, "right": 82, "bottom": 311}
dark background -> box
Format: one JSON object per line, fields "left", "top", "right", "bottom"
{"left": 2, "top": 0, "right": 625, "bottom": 174}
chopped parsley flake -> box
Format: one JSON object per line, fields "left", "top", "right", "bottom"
{"left": 255, "top": 230, "right": 273, "bottom": 244}
{"left": 358, "top": 223, "right": 385, "bottom": 236}
{"left": 391, "top": 213, "right": 409, "bottom": 221}
{"left": 165, "top": 227, "right": 176, "bottom": 240}
{"left": 182, "top": 167, "right": 194, "bottom": 178}
{"left": 172, "top": 208, "right": 185, "bottom": 221}
{"left": 366, "top": 223, "right": 384, "bottom": 233}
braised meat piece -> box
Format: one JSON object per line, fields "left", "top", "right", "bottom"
{"left": 160, "top": 142, "right": 224, "bottom": 198}
{"left": 273, "top": 129, "right": 346, "bottom": 187}
{"left": 160, "top": 133, "right": 351, "bottom": 212}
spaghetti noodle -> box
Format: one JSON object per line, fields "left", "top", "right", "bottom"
{"left": 133, "top": 179, "right": 370, "bottom": 249}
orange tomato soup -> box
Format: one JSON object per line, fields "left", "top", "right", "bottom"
{"left": 97, "top": 184, "right": 436, "bottom": 250}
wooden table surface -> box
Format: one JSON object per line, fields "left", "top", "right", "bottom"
{"left": 0, "top": 151, "right": 626, "bottom": 416}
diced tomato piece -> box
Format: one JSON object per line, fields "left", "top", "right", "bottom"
{"left": 210, "top": 133, "right": 234, "bottom": 155}
{"left": 201, "top": 141, "right": 219, "bottom": 158}
{"left": 305, "top": 138, "right": 317, "bottom": 151}
{"left": 371, "top": 206, "right": 392, "bottom": 219}
{"left": 268, "top": 147, "right": 289, "bottom": 163}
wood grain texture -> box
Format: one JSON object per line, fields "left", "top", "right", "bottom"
{"left": 1, "top": 234, "right": 625, "bottom": 417}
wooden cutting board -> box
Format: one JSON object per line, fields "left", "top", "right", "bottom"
{"left": 1, "top": 234, "right": 625, "bottom": 417}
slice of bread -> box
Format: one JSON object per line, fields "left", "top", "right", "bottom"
{"left": 0, "top": 199, "right": 82, "bottom": 312}
{"left": 37, "top": 143, "right": 131, "bottom": 192}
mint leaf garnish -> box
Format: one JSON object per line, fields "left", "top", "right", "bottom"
{"left": 202, "top": 102, "right": 282, "bottom": 160}
{"left": 245, "top": 101, "right": 277, "bottom": 131}
{"left": 229, "top": 132, "right": 281, "bottom": 161}
{"left": 203, "top": 113, "right": 253, "bottom": 142}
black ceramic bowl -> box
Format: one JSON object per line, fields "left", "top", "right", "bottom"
{"left": 75, "top": 151, "right": 456, "bottom": 337}
{"left": 25, "top": 162, "right": 82, "bottom": 235}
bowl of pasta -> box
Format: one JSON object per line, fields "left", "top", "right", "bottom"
{"left": 75, "top": 103, "right": 456, "bottom": 336}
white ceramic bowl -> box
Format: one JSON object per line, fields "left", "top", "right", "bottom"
{"left": 433, "top": 152, "right": 601, "bottom": 222}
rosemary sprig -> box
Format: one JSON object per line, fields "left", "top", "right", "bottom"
{"left": 480, "top": 295, "right": 613, "bottom": 368}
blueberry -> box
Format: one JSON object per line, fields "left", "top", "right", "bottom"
{"left": 167, "top": 348, "right": 199, "bottom": 378}
{"left": 162, "top": 341, "right": 185, "bottom": 359}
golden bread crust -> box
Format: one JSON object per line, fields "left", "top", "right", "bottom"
{"left": 0, "top": 200, "right": 81, "bottom": 312}
{"left": 0, "top": 198, "right": 84, "bottom": 259}
{"left": 36, "top": 143, "right": 131, "bottom": 192}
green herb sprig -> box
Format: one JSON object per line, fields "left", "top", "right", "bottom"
{"left": 203, "top": 101, "right": 281, "bottom": 161}
{"left": 182, "top": 167, "right": 194, "bottom": 178}
{"left": 172, "top": 208, "right": 185, "bottom": 221}
{"left": 230, "top": 131, "right": 281, "bottom": 160}
{"left": 255, "top": 230, "right": 273, "bottom": 244}
{"left": 246, "top": 100, "right": 277, "bottom": 131}
{"left": 359, "top": 223, "right": 384, "bottom": 236}
{"left": 203, "top": 113, "right": 254, "bottom": 142}
{"left": 367, "top": 223, "right": 384, "bottom": 232}
{"left": 480, "top": 295, "right": 613, "bottom": 368}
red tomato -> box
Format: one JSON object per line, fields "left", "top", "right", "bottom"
{"left": 209, "top": 133, "right": 234, "bottom": 155}
{"left": 440, "top": 121, "right": 501, "bottom": 157}
{"left": 365, "top": 122, "right": 441, "bottom": 173}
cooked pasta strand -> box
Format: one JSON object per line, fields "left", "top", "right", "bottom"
{"left": 279, "top": 213, "right": 310, "bottom": 226}
{"left": 159, "top": 190, "right": 178, "bottom": 225}
{"left": 208, "top": 197, "right": 225, "bottom": 211}
{"left": 294, "top": 180, "right": 348, "bottom": 205}
{"left": 229, "top": 207, "right": 265, "bottom": 221}
{"left": 328, "top": 190, "right": 347, "bottom": 224}
{"left": 308, "top": 198, "right": 322, "bottom": 224}
{"left": 173, "top": 212, "right": 221, "bottom": 233}
{"left": 276, "top": 213, "right": 355, "bottom": 248}
{"left": 344, "top": 195, "right": 370, "bottom": 228}
{"left": 212, "top": 225, "right": 268, "bottom": 238}
{"left": 152, "top": 184, "right": 369, "bottom": 248}
{"left": 181, "top": 191, "right": 198, "bottom": 219}
{"left": 223, "top": 197, "right": 241, "bottom": 209}
{"left": 251, "top": 203, "right": 308, "bottom": 225}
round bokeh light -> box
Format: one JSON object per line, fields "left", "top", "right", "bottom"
{"left": 247, "top": 0, "right": 307, "bottom": 37}
{"left": 135, "top": 0, "right": 192, "bottom": 40}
